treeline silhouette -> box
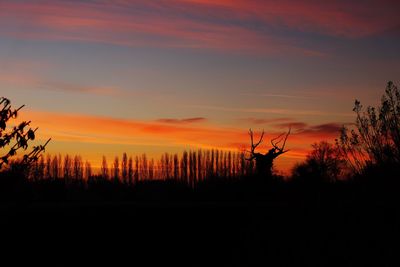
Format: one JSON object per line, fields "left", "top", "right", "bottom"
{"left": 1, "top": 149, "right": 278, "bottom": 202}
{"left": 27, "top": 150, "right": 253, "bottom": 185}
{"left": 1, "top": 81, "right": 400, "bottom": 203}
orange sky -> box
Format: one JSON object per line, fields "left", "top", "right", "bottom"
{"left": 16, "top": 109, "right": 345, "bottom": 174}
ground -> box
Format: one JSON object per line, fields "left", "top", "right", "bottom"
{"left": 1, "top": 199, "right": 399, "bottom": 266}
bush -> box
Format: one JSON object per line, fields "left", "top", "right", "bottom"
{"left": 292, "top": 141, "right": 346, "bottom": 183}
{"left": 337, "top": 81, "right": 400, "bottom": 175}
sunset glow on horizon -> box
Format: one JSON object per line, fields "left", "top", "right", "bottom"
{"left": 1, "top": 0, "right": 400, "bottom": 173}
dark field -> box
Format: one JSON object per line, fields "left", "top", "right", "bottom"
{"left": 1, "top": 179, "right": 399, "bottom": 266}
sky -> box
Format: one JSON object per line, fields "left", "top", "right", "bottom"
{"left": 1, "top": 0, "right": 400, "bottom": 173}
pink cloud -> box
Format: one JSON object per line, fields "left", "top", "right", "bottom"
{"left": 174, "top": 0, "right": 400, "bottom": 38}
{"left": 5, "top": 0, "right": 387, "bottom": 55}
{"left": 1, "top": 1, "right": 397, "bottom": 54}
{"left": 0, "top": 68, "right": 123, "bottom": 96}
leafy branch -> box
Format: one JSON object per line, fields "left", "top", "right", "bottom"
{"left": 0, "top": 97, "right": 51, "bottom": 169}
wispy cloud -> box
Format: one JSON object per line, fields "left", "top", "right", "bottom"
{"left": 0, "top": 1, "right": 304, "bottom": 55}
{"left": 237, "top": 118, "right": 344, "bottom": 134}
{"left": 156, "top": 117, "right": 207, "bottom": 124}
{"left": 188, "top": 105, "right": 354, "bottom": 117}
{"left": 0, "top": 0, "right": 397, "bottom": 58}
{"left": 173, "top": 0, "right": 400, "bottom": 38}
{"left": 20, "top": 110, "right": 243, "bottom": 148}
{"left": 0, "top": 72, "right": 39, "bottom": 87}
{"left": 238, "top": 117, "right": 293, "bottom": 125}
{"left": 297, "top": 123, "right": 343, "bottom": 136}
{"left": 0, "top": 71, "right": 123, "bottom": 96}
{"left": 241, "top": 93, "right": 316, "bottom": 100}
{"left": 38, "top": 81, "right": 123, "bottom": 96}
{"left": 273, "top": 122, "right": 308, "bottom": 130}
{"left": 5, "top": 0, "right": 396, "bottom": 56}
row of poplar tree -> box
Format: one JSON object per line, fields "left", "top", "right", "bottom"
{"left": 29, "top": 149, "right": 257, "bottom": 186}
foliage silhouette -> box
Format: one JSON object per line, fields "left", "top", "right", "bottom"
{"left": 292, "top": 141, "right": 346, "bottom": 183}
{"left": 337, "top": 81, "right": 400, "bottom": 178}
{"left": 0, "top": 97, "right": 50, "bottom": 170}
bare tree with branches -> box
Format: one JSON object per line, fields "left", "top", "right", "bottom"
{"left": 246, "top": 128, "right": 291, "bottom": 178}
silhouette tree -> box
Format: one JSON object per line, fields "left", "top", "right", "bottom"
{"left": 149, "top": 158, "right": 154, "bottom": 180}
{"left": 337, "top": 81, "right": 400, "bottom": 175}
{"left": 246, "top": 128, "right": 291, "bottom": 179}
{"left": 0, "top": 97, "right": 50, "bottom": 170}
{"left": 101, "top": 156, "right": 109, "bottom": 180}
{"left": 31, "top": 156, "right": 45, "bottom": 181}
{"left": 215, "top": 149, "right": 219, "bottom": 176}
{"left": 197, "top": 150, "right": 202, "bottom": 181}
{"left": 142, "top": 153, "right": 148, "bottom": 180}
{"left": 64, "top": 155, "right": 72, "bottom": 182}
{"left": 173, "top": 154, "right": 179, "bottom": 180}
{"left": 190, "top": 151, "right": 196, "bottom": 186}
{"left": 85, "top": 161, "right": 92, "bottom": 180}
{"left": 181, "top": 151, "right": 188, "bottom": 183}
{"left": 73, "top": 155, "right": 83, "bottom": 181}
{"left": 128, "top": 156, "right": 133, "bottom": 185}
{"left": 113, "top": 156, "right": 120, "bottom": 182}
{"left": 292, "top": 141, "right": 346, "bottom": 183}
{"left": 165, "top": 152, "right": 172, "bottom": 179}
{"left": 51, "top": 155, "right": 60, "bottom": 180}
{"left": 134, "top": 156, "right": 139, "bottom": 184}
{"left": 45, "top": 154, "right": 51, "bottom": 180}
{"left": 228, "top": 151, "right": 232, "bottom": 178}
{"left": 122, "top": 153, "right": 128, "bottom": 184}
{"left": 239, "top": 152, "right": 246, "bottom": 177}
{"left": 210, "top": 149, "right": 215, "bottom": 177}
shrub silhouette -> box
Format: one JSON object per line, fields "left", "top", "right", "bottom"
{"left": 292, "top": 141, "right": 346, "bottom": 183}
{"left": 0, "top": 97, "right": 50, "bottom": 170}
{"left": 337, "top": 81, "right": 400, "bottom": 176}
